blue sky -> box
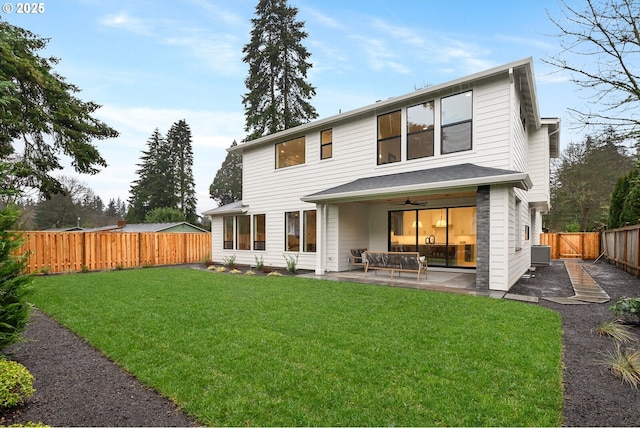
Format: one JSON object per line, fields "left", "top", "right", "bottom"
{"left": 2, "top": 0, "right": 583, "bottom": 214}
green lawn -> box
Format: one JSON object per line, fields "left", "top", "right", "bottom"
{"left": 29, "top": 268, "right": 563, "bottom": 426}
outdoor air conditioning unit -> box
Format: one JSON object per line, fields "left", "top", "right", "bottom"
{"left": 531, "top": 245, "right": 551, "bottom": 265}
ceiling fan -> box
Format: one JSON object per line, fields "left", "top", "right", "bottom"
{"left": 400, "top": 198, "right": 427, "bottom": 206}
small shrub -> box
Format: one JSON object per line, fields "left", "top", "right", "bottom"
{"left": 283, "top": 254, "right": 298, "bottom": 273}
{"left": 596, "top": 320, "right": 635, "bottom": 343}
{"left": 609, "top": 297, "right": 640, "bottom": 324}
{"left": 597, "top": 344, "right": 640, "bottom": 388}
{"left": 223, "top": 255, "right": 237, "bottom": 269}
{"left": 254, "top": 255, "right": 264, "bottom": 271}
{"left": 39, "top": 266, "right": 50, "bottom": 275}
{"left": 201, "top": 253, "right": 212, "bottom": 265}
{"left": 564, "top": 221, "right": 580, "bottom": 232}
{"left": 81, "top": 265, "right": 90, "bottom": 273}
{"left": 0, "top": 359, "right": 35, "bottom": 408}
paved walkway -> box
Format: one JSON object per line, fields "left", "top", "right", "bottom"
{"left": 541, "top": 259, "right": 610, "bottom": 304}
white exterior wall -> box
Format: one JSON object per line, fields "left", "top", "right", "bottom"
{"left": 510, "top": 188, "right": 532, "bottom": 286}
{"left": 489, "top": 185, "right": 510, "bottom": 290}
{"left": 214, "top": 77, "right": 517, "bottom": 270}
{"left": 206, "top": 61, "right": 555, "bottom": 292}
{"left": 527, "top": 126, "right": 552, "bottom": 207}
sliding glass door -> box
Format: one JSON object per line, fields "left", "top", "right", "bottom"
{"left": 389, "top": 207, "right": 477, "bottom": 268}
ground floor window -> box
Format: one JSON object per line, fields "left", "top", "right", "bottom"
{"left": 389, "top": 206, "right": 477, "bottom": 268}
{"left": 285, "top": 211, "right": 300, "bottom": 251}
{"left": 236, "top": 215, "right": 250, "bottom": 250}
{"left": 254, "top": 214, "right": 266, "bottom": 250}
{"left": 223, "top": 216, "right": 233, "bottom": 249}
{"left": 304, "top": 210, "right": 316, "bottom": 252}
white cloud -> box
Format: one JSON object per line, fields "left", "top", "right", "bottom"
{"left": 164, "top": 30, "right": 244, "bottom": 76}
{"left": 100, "top": 12, "right": 153, "bottom": 36}
{"left": 304, "top": 6, "right": 343, "bottom": 30}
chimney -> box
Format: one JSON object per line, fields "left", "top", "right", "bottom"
{"left": 117, "top": 219, "right": 126, "bottom": 228}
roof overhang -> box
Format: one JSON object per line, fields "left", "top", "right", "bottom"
{"left": 302, "top": 164, "right": 532, "bottom": 204}
{"left": 202, "top": 200, "right": 248, "bottom": 217}
{"left": 541, "top": 117, "right": 560, "bottom": 158}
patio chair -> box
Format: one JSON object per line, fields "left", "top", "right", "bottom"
{"left": 349, "top": 248, "right": 367, "bottom": 270}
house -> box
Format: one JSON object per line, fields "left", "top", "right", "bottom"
{"left": 203, "top": 57, "right": 559, "bottom": 292}
{"left": 82, "top": 221, "right": 209, "bottom": 233}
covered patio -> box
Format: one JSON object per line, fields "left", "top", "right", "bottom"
{"left": 298, "top": 268, "right": 506, "bottom": 298}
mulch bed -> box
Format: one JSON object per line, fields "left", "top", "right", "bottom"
{"left": 1, "top": 260, "right": 640, "bottom": 426}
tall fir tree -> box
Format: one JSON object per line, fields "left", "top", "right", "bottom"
{"left": 208, "top": 0, "right": 317, "bottom": 206}
{"left": 127, "top": 128, "right": 178, "bottom": 223}
{"left": 242, "top": 0, "right": 318, "bottom": 141}
{"left": 167, "top": 120, "right": 197, "bottom": 223}
{"left": 209, "top": 140, "right": 243, "bottom": 205}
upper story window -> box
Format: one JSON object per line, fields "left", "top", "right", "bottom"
{"left": 377, "top": 110, "right": 401, "bottom": 165}
{"left": 441, "top": 91, "right": 472, "bottom": 154}
{"left": 321, "top": 129, "right": 332, "bottom": 160}
{"left": 276, "top": 136, "right": 305, "bottom": 169}
{"left": 407, "top": 101, "right": 435, "bottom": 160}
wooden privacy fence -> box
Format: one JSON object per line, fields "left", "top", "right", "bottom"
{"left": 539, "top": 232, "right": 600, "bottom": 260}
{"left": 16, "top": 231, "right": 211, "bottom": 274}
{"left": 601, "top": 224, "right": 640, "bottom": 277}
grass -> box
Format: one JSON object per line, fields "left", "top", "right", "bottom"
{"left": 29, "top": 268, "right": 563, "bottom": 426}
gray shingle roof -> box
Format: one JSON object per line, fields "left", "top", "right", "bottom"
{"left": 201, "top": 200, "right": 247, "bottom": 216}
{"left": 302, "top": 163, "right": 531, "bottom": 203}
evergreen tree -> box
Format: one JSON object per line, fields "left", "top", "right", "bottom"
{"left": 127, "top": 129, "right": 178, "bottom": 223}
{"left": 0, "top": 21, "right": 118, "bottom": 197}
{"left": 242, "top": 0, "right": 318, "bottom": 140}
{"left": 209, "top": 141, "right": 243, "bottom": 205}
{"left": 547, "top": 129, "right": 633, "bottom": 231}
{"left": 145, "top": 207, "right": 185, "bottom": 223}
{"left": 105, "top": 198, "right": 118, "bottom": 218}
{"left": 0, "top": 202, "right": 31, "bottom": 350}
{"left": 208, "top": 0, "right": 317, "bottom": 206}
{"left": 0, "top": 162, "right": 31, "bottom": 351}
{"left": 609, "top": 164, "right": 640, "bottom": 228}
{"left": 608, "top": 173, "right": 629, "bottom": 228}
{"left": 167, "top": 120, "right": 197, "bottom": 223}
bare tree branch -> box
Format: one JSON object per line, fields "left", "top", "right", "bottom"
{"left": 544, "top": 0, "right": 640, "bottom": 136}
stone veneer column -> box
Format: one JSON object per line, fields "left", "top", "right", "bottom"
{"left": 475, "top": 186, "right": 490, "bottom": 289}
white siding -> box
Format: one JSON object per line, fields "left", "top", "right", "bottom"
{"left": 511, "top": 84, "right": 528, "bottom": 172}
{"left": 489, "top": 185, "right": 510, "bottom": 290}
{"left": 207, "top": 62, "right": 554, "bottom": 287}
{"left": 527, "top": 126, "right": 551, "bottom": 208}
{"left": 509, "top": 188, "right": 531, "bottom": 287}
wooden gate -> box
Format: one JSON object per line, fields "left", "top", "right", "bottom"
{"left": 539, "top": 232, "right": 600, "bottom": 260}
